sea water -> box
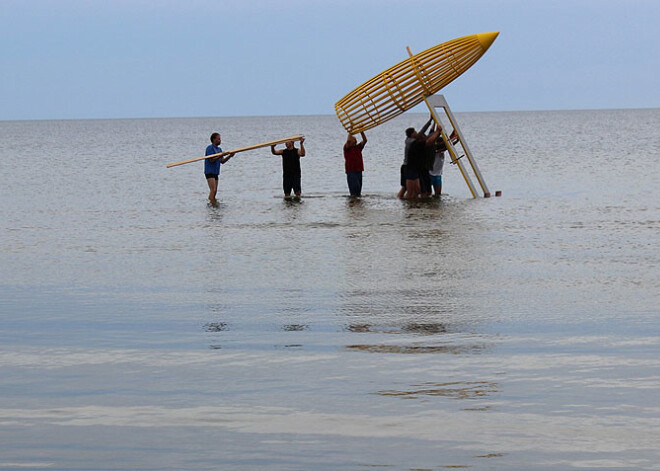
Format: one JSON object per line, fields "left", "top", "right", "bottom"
{"left": 1, "top": 109, "right": 659, "bottom": 470}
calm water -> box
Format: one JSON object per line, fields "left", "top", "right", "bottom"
{"left": 1, "top": 109, "right": 659, "bottom": 470}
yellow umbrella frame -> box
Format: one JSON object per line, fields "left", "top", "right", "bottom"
{"left": 335, "top": 32, "right": 499, "bottom": 134}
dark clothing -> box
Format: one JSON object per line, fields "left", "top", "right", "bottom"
{"left": 403, "top": 165, "right": 420, "bottom": 180}
{"left": 407, "top": 140, "right": 427, "bottom": 175}
{"left": 277, "top": 147, "right": 303, "bottom": 195}
{"left": 346, "top": 171, "right": 362, "bottom": 196}
{"left": 423, "top": 145, "right": 435, "bottom": 171}
{"left": 282, "top": 148, "right": 301, "bottom": 177}
{"left": 283, "top": 174, "right": 301, "bottom": 195}
{"left": 420, "top": 170, "right": 431, "bottom": 194}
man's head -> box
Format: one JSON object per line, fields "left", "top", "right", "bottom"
{"left": 346, "top": 134, "right": 357, "bottom": 146}
{"left": 405, "top": 127, "right": 416, "bottom": 138}
{"left": 210, "top": 133, "right": 221, "bottom": 146}
{"left": 285, "top": 140, "right": 295, "bottom": 149}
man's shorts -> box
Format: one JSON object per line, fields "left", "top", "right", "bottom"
{"left": 419, "top": 171, "right": 431, "bottom": 193}
{"left": 403, "top": 166, "right": 419, "bottom": 181}
{"left": 283, "top": 174, "right": 301, "bottom": 194}
{"left": 430, "top": 175, "right": 443, "bottom": 187}
{"left": 205, "top": 173, "right": 218, "bottom": 180}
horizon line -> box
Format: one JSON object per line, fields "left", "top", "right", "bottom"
{"left": 2, "top": 106, "right": 659, "bottom": 123}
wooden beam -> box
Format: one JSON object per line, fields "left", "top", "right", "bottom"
{"left": 166, "top": 134, "right": 304, "bottom": 168}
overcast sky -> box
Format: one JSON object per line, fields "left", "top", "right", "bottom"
{"left": 2, "top": 0, "right": 659, "bottom": 120}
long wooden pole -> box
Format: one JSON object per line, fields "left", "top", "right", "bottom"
{"left": 166, "top": 134, "right": 304, "bottom": 168}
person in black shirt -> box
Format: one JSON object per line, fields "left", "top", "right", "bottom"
{"left": 398, "top": 117, "right": 433, "bottom": 198}
{"left": 405, "top": 127, "right": 441, "bottom": 199}
{"left": 271, "top": 137, "right": 306, "bottom": 198}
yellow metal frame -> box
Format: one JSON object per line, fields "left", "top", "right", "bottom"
{"left": 335, "top": 32, "right": 498, "bottom": 134}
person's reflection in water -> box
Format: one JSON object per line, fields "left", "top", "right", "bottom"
{"left": 346, "top": 196, "right": 365, "bottom": 210}
{"left": 282, "top": 324, "right": 309, "bottom": 332}
{"left": 206, "top": 202, "right": 225, "bottom": 223}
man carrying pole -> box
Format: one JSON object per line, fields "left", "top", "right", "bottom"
{"left": 204, "top": 132, "right": 235, "bottom": 206}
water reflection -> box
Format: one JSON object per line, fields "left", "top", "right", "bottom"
{"left": 203, "top": 322, "right": 228, "bottom": 332}
{"left": 282, "top": 197, "right": 303, "bottom": 223}
{"left": 4, "top": 111, "right": 660, "bottom": 470}
{"left": 345, "top": 343, "right": 487, "bottom": 354}
{"left": 402, "top": 322, "right": 447, "bottom": 334}
{"left": 377, "top": 381, "right": 498, "bottom": 400}
{"left": 344, "top": 322, "right": 447, "bottom": 335}
{"left": 346, "top": 323, "right": 372, "bottom": 333}
{"left": 341, "top": 319, "right": 486, "bottom": 354}
{"left": 283, "top": 196, "right": 303, "bottom": 205}
{"left": 281, "top": 324, "right": 309, "bottom": 332}
{"left": 400, "top": 197, "right": 444, "bottom": 212}
{"left": 334, "top": 192, "right": 487, "bottom": 358}
{"left": 206, "top": 202, "right": 226, "bottom": 222}
{"left": 345, "top": 196, "right": 366, "bottom": 212}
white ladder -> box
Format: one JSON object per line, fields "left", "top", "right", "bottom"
{"left": 423, "top": 94, "right": 497, "bottom": 198}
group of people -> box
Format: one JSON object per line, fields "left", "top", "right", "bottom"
{"left": 341, "top": 117, "right": 457, "bottom": 200}
{"left": 202, "top": 118, "right": 456, "bottom": 205}
{"left": 203, "top": 133, "right": 306, "bottom": 205}
{"left": 397, "top": 117, "right": 458, "bottom": 199}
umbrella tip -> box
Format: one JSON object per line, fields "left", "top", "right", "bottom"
{"left": 477, "top": 32, "right": 499, "bottom": 51}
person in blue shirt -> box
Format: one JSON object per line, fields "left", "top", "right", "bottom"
{"left": 205, "top": 132, "right": 234, "bottom": 206}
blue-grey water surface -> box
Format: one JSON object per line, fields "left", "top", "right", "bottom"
{"left": 1, "top": 109, "right": 659, "bottom": 470}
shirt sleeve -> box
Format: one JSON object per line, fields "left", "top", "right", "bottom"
{"left": 205, "top": 145, "right": 219, "bottom": 156}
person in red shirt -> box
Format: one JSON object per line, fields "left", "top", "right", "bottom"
{"left": 343, "top": 131, "right": 367, "bottom": 197}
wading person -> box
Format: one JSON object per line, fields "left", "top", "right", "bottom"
{"left": 205, "top": 132, "right": 234, "bottom": 206}
{"left": 398, "top": 117, "right": 433, "bottom": 198}
{"left": 405, "top": 126, "right": 441, "bottom": 199}
{"left": 343, "top": 131, "right": 367, "bottom": 197}
{"left": 430, "top": 129, "right": 458, "bottom": 197}
{"left": 270, "top": 137, "right": 306, "bottom": 198}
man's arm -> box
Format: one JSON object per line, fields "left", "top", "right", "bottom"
{"left": 359, "top": 132, "right": 367, "bottom": 147}
{"left": 220, "top": 153, "right": 235, "bottom": 164}
{"left": 420, "top": 116, "right": 433, "bottom": 135}
{"left": 298, "top": 137, "right": 306, "bottom": 157}
{"left": 271, "top": 145, "right": 284, "bottom": 156}
{"left": 426, "top": 127, "right": 441, "bottom": 146}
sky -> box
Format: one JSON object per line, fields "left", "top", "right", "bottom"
{"left": 1, "top": 0, "right": 659, "bottom": 120}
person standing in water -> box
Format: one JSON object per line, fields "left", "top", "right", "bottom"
{"left": 205, "top": 132, "right": 234, "bottom": 206}
{"left": 398, "top": 117, "right": 433, "bottom": 198}
{"left": 270, "top": 137, "right": 306, "bottom": 198}
{"left": 405, "top": 126, "right": 441, "bottom": 199}
{"left": 343, "top": 131, "right": 367, "bottom": 197}
{"left": 430, "top": 128, "right": 459, "bottom": 197}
